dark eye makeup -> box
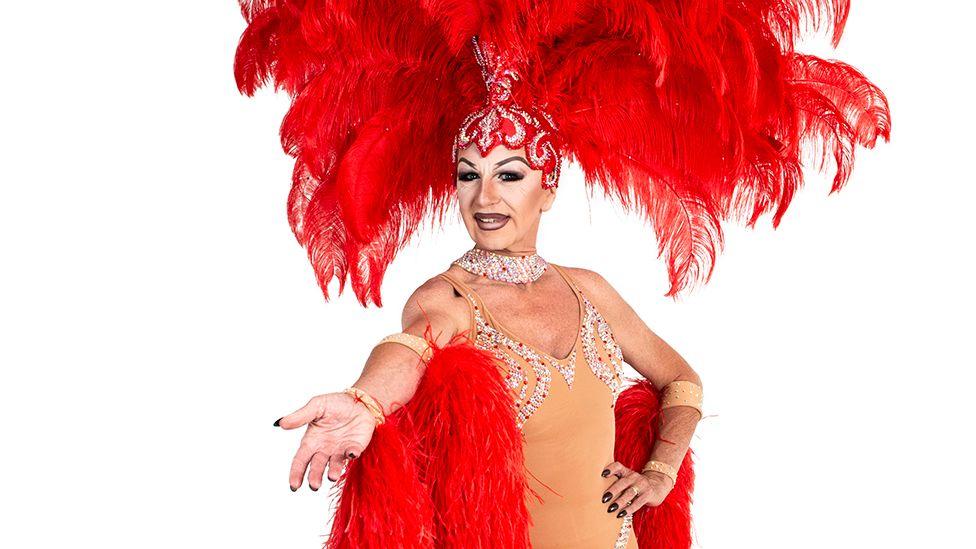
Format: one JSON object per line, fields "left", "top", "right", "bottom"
{"left": 456, "top": 171, "right": 525, "bottom": 182}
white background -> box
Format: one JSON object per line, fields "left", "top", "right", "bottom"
{"left": 2, "top": 2, "right": 973, "bottom": 548}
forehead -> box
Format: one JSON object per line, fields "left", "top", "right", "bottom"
{"left": 457, "top": 143, "right": 528, "bottom": 165}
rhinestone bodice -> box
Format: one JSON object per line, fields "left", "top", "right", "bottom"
{"left": 440, "top": 265, "right": 627, "bottom": 429}
{"left": 438, "top": 264, "right": 637, "bottom": 549}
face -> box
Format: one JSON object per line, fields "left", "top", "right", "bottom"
{"left": 455, "top": 143, "right": 557, "bottom": 253}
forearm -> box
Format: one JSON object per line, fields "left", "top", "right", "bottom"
{"left": 351, "top": 319, "right": 458, "bottom": 417}
{"left": 646, "top": 405, "right": 700, "bottom": 480}
{"left": 351, "top": 343, "right": 427, "bottom": 417}
{"left": 645, "top": 372, "right": 703, "bottom": 485}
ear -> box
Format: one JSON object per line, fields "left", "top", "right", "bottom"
{"left": 540, "top": 187, "right": 557, "bottom": 212}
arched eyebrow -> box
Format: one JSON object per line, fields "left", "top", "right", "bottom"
{"left": 495, "top": 156, "right": 530, "bottom": 168}
{"left": 456, "top": 156, "right": 530, "bottom": 170}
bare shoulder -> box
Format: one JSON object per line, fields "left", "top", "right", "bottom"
{"left": 558, "top": 265, "right": 622, "bottom": 305}
{"left": 400, "top": 270, "right": 471, "bottom": 341}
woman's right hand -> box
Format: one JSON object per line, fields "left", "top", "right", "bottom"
{"left": 275, "top": 392, "right": 379, "bottom": 491}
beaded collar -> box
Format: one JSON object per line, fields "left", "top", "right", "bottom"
{"left": 452, "top": 247, "right": 548, "bottom": 284}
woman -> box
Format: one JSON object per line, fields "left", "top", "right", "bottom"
{"left": 276, "top": 141, "right": 704, "bottom": 548}
{"left": 234, "top": 1, "right": 889, "bottom": 546}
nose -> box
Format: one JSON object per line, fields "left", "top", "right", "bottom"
{"left": 475, "top": 177, "right": 501, "bottom": 206}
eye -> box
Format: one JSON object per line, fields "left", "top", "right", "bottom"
{"left": 498, "top": 171, "right": 524, "bottom": 182}
{"left": 457, "top": 171, "right": 479, "bottom": 182}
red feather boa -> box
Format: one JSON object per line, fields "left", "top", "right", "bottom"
{"left": 326, "top": 333, "right": 695, "bottom": 548}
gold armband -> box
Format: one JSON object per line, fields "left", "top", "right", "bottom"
{"left": 376, "top": 332, "right": 434, "bottom": 364}
{"left": 641, "top": 460, "right": 678, "bottom": 486}
{"left": 660, "top": 380, "right": 703, "bottom": 417}
{"left": 344, "top": 386, "right": 386, "bottom": 426}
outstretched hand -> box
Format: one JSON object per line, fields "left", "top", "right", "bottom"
{"left": 274, "top": 393, "right": 378, "bottom": 491}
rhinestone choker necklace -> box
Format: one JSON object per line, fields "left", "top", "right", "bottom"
{"left": 453, "top": 247, "right": 548, "bottom": 284}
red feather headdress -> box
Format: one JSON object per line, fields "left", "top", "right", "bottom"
{"left": 233, "top": 0, "right": 890, "bottom": 306}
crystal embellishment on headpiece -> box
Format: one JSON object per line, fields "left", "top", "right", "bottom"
{"left": 453, "top": 247, "right": 548, "bottom": 284}
{"left": 453, "top": 36, "right": 562, "bottom": 189}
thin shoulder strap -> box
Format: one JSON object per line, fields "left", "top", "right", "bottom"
{"left": 438, "top": 272, "right": 472, "bottom": 298}
{"left": 437, "top": 272, "right": 484, "bottom": 337}
{"left": 548, "top": 263, "right": 584, "bottom": 297}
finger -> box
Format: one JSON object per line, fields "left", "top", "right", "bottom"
{"left": 616, "top": 493, "right": 650, "bottom": 518}
{"left": 341, "top": 442, "right": 365, "bottom": 460}
{"left": 605, "top": 470, "right": 641, "bottom": 504}
{"left": 601, "top": 461, "right": 627, "bottom": 479}
{"left": 288, "top": 445, "right": 315, "bottom": 491}
{"left": 600, "top": 464, "right": 630, "bottom": 504}
{"left": 618, "top": 479, "right": 650, "bottom": 512}
{"left": 278, "top": 397, "right": 328, "bottom": 430}
{"left": 326, "top": 454, "right": 346, "bottom": 483}
{"left": 307, "top": 452, "right": 329, "bottom": 491}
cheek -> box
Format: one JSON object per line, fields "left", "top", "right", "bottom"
{"left": 456, "top": 188, "right": 476, "bottom": 219}
{"left": 504, "top": 183, "right": 545, "bottom": 211}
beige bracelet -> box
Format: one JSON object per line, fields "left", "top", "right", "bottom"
{"left": 376, "top": 332, "right": 434, "bottom": 365}
{"left": 660, "top": 380, "right": 703, "bottom": 417}
{"left": 641, "top": 460, "right": 678, "bottom": 486}
{"left": 343, "top": 386, "right": 386, "bottom": 426}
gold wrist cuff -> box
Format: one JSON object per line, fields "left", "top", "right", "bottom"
{"left": 344, "top": 386, "right": 386, "bottom": 426}
{"left": 641, "top": 460, "right": 678, "bottom": 485}
{"left": 660, "top": 380, "right": 703, "bottom": 417}
{"left": 377, "top": 332, "right": 434, "bottom": 364}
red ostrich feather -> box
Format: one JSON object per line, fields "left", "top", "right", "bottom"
{"left": 234, "top": 0, "right": 890, "bottom": 304}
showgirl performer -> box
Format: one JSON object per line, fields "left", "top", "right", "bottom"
{"left": 233, "top": 1, "right": 890, "bottom": 547}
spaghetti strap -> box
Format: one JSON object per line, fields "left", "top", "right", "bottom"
{"left": 439, "top": 272, "right": 474, "bottom": 301}
{"left": 547, "top": 263, "right": 582, "bottom": 297}
{"left": 437, "top": 272, "right": 481, "bottom": 339}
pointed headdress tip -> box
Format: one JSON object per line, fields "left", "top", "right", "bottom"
{"left": 452, "top": 35, "right": 563, "bottom": 190}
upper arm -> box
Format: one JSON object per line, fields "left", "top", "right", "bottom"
{"left": 400, "top": 275, "right": 470, "bottom": 349}
{"left": 566, "top": 267, "right": 701, "bottom": 388}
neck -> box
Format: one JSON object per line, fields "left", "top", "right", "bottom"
{"left": 474, "top": 245, "right": 537, "bottom": 257}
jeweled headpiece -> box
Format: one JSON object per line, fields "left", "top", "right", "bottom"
{"left": 234, "top": 1, "right": 891, "bottom": 307}
{"left": 453, "top": 36, "right": 562, "bottom": 189}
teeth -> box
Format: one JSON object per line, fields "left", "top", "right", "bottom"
{"left": 477, "top": 215, "right": 506, "bottom": 222}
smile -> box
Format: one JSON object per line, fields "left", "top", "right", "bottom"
{"left": 474, "top": 213, "right": 510, "bottom": 231}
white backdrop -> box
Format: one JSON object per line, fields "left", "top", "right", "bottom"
{"left": 2, "top": 2, "right": 972, "bottom": 548}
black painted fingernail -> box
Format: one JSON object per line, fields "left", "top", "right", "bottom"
{"left": 617, "top": 510, "right": 627, "bottom": 518}
{"left": 289, "top": 485, "right": 297, "bottom": 492}
{"left": 602, "top": 492, "right": 612, "bottom": 503}
{"left": 608, "top": 503, "right": 619, "bottom": 513}
{"left": 311, "top": 485, "right": 318, "bottom": 492}
{"left": 274, "top": 417, "right": 282, "bottom": 427}
{"left": 601, "top": 469, "right": 610, "bottom": 477}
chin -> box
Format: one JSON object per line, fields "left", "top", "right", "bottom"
{"left": 471, "top": 231, "right": 511, "bottom": 250}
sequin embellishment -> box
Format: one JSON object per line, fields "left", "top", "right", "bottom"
{"left": 550, "top": 351, "right": 577, "bottom": 388}
{"left": 580, "top": 293, "right": 627, "bottom": 407}
{"left": 469, "top": 299, "right": 556, "bottom": 430}
{"left": 614, "top": 514, "right": 635, "bottom": 548}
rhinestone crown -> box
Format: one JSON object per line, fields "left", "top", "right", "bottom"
{"left": 452, "top": 35, "right": 562, "bottom": 189}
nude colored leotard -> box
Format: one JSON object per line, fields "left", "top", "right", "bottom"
{"left": 439, "top": 264, "right": 639, "bottom": 549}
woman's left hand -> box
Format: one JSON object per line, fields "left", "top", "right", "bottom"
{"left": 600, "top": 461, "right": 674, "bottom": 518}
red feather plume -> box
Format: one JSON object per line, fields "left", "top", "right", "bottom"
{"left": 233, "top": 0, "right": 891, "bottom": 304}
